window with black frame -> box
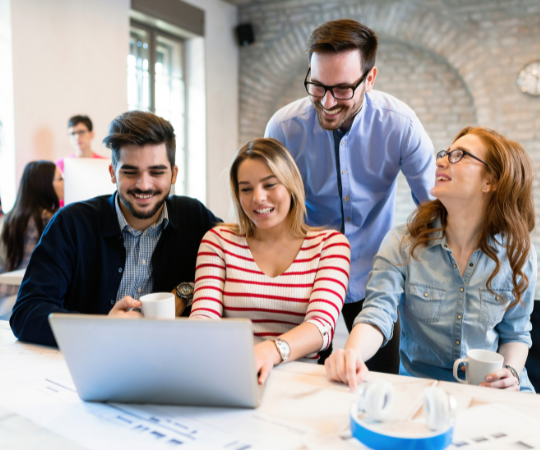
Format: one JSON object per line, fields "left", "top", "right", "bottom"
{"left": 127, "top": 22, "right": 186, "bottom": 194}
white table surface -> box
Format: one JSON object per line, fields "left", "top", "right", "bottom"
{"left": 0, "top": 268, "right": 25, "bottom": 286}
{"left": 1, "top": 321, "right": 540, "bottom": 450}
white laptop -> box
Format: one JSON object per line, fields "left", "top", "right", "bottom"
{"left": 48, "top": 314, "right": 265, "bottom": 408}
{"left": 63, "top": 158, "right": 116, "bottom": 205}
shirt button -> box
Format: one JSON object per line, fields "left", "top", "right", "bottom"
{"left": 118, "top": 268, "right": 123, "bottom": 273}
{"left": 142, "top": 259, "right": 146, "bottom": 265}
{"left": 469, "top": 263, "right": 473, "bottom": 267}
{"left": 423, "top": 293, "right": 428, "bottom": 297}
{"left": 110, "top": 299, "right": 115, "bottom": 305}
{"left": 346, "top": 217, "right": 351, "bottom": 222}
{"left": 460, "top": 288, "right": 464, "bottom": 292}
{"left": 456, "top": 340, "right": 460, "bottom": 345}
{"left": 457, "top": 315, "right": 462, "bottom": 319}
{"left": 138, "top": 288, "right": 141, "bottom": 293}
{"left": 341, "top": 141, "right": 345, "bottom": 146}
{"left": 453, "top": 264, "right": 457, "bottom": 268}
{"left": 342, "top": 170, "right": 347, "bottom": 174}
{"left": 344, "top": 196, "right": 350, "bottom": 201}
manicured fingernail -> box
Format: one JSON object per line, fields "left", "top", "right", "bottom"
{"left": 486, "top": 376, "right": 492, "bottom": 381}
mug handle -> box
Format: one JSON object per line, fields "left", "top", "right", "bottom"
{"left": 453, "top": 358, "right": 468, "bottom": 384}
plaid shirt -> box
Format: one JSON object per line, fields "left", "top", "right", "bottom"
{"left": 115, "top": 195, "right": 169, "bottom": 302}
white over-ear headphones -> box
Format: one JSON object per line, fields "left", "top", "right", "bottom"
{"left": 350, "top": 380, "right": 456, "bottom": 450}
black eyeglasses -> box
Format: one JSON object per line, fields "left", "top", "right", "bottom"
{"left": 436, "top": 148, "right": 488, "bottom": 166}
{"left": 304, "top": 67, "right": 370, "bottom": 100}
{"left": 69, "top": 130, "right": 88, "bottom": 137}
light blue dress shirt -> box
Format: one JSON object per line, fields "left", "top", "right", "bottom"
{"left": 265, "top": 91, "right": 435, "bottom": 302}
{"left": 115, "top": 195, "right": 169, "bottom": 302}
{"left": 354, "top": 224, "right": 537, "bottom": 393}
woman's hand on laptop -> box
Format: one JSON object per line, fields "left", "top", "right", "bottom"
{"left": 108, "top": 296, "right": 143, "bottom": 317}
{"left": 254, "top": 341, "right": 282, "bottom": 385}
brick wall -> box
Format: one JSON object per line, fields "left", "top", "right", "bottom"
{"left": 238, "top": 0, "right": 540, "bottom": 293}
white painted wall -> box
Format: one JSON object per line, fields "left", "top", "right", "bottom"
{"left": 2, "top": 0, "right": 130, "bottom": 212}
{"left": 2, "top": 0, "right": 238, "bottom": 220}
{"left": 182, "top": 0, "right": 239, "bottom": 220}
{"left": 0, "top": 0, "right": 17, "bottom": 211}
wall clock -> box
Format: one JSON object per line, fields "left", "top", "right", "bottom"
{"left": 517, "top": 61, "right": 540, "bottom": 96}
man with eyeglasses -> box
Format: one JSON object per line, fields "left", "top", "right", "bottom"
{"left": 55, "top": 115, "right": 107, "bottom": 174}
{"left": 265, "top": 19, "right": 435, "bottom": 373}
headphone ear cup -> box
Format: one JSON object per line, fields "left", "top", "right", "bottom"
{"left": 365, "top": 380, "right": 395, "bottom": 422}
{"left": 423, "top": 387, "right": 450, "bottom": 431}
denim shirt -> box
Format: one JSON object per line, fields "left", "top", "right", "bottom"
{"left": 354, "top": 224, "right": 537, "bottom": 393}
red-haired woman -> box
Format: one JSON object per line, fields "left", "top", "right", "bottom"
{"left": 325, "top": 127, "right": 536, "bottom": 393}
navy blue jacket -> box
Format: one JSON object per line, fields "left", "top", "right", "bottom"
{"left": 10, "top": 194, "right": 219, "bottom": 346}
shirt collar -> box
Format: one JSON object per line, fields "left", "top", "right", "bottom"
{"left": 115, "top": 193, "right": 169, "bottom": 233}
{"left": 347, "top": 94, "right": 367, "bottom": 133}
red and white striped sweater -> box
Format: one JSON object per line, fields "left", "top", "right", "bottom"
{"left": 190, "top": 227, "right": 351, "bottom": 358}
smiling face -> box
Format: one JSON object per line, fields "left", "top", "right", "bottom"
{"left": 431, "top": 134, "right": 492, "bottom": 207}
{"left": 109, "top": 143, "right": 178, "bottom": 229}
{"left": 309, "top": 49, "right": 376, "bottom": 131}
{"left": 237, "top": 158, "right": 292, "bottom": 233}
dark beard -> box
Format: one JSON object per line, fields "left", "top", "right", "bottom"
{"left": 313, "top": 102, "right": 351, "bottom": 130}
{"left": 119, "top": 189, "right": 168, "bottom": 220}
{"left": 312, "top": 89, "right": 365, "bottom": 131}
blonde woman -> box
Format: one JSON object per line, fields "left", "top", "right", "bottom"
{"left": 190, "top": 138, "right": 351, "bottom": 384}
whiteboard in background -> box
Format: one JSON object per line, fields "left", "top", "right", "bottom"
{"left": 63, "top": 158, "right": 116, "bottom": 206}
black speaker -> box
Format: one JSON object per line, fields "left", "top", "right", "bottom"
{"left": 235, "top": 23, "right": 254, "bottom": 46}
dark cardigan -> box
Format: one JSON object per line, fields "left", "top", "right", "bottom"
{"left": 10, "top": 194, "right": 220, "bottom": 346}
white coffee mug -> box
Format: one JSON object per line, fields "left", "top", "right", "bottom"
{"left": 452, "top": 349, "right": 504, "bottom": 386}
{"left": 139, "top": 293, "right": 175, "bottom": 319}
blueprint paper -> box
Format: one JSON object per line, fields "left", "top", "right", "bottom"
{"left": 0, "top": 332, "right": 317, "bottom": 450}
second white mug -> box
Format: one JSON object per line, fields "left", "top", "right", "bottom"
{"left": 452, "top": 349, "right": 504, "bottom": 386}
{"left": 139, "top": 293, "right": 175, "bottom": 319}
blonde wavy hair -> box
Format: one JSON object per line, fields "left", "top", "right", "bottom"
{"left": 224, "top": 138, "right": 317, "bottom": 238}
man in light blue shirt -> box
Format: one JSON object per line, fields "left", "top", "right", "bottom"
{"left": 265, "top": 19, "right": 435, "bottom": 372}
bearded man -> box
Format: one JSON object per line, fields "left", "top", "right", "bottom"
{"left": 265, "top": 19, "right": 435, "bottom": 373}
{"left": 11, "top": 111, "right": 220, "bottom": 346}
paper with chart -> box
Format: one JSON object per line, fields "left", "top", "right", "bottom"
{"left": 0, "top": 335, "right": 314, "bottom": 450}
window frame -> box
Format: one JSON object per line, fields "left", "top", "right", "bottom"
{"left": 129, "top": 19, "right": 188, "bottom": 194}
{"left": 130, "top": 19, "right": 187, "bottom": 114}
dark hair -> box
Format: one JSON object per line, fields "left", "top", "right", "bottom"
{"left": 68, "top": 115, "right": 93, "bottom": 132}
{"left": 102, "top": 111, "right": 176, "bottom": 169}
{"left": 0, "top": 161, "right": 60, "bottom": 272}
{"left": 406, "top": 127, "right": 535, "bottom": 309}
{"left": 307, "top": 19, "right": 378, "bottom": 72}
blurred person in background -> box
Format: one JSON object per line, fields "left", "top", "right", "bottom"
{"left": 55, "top": 115, "right": 107, "bottom": 173}
{"left": 0, "top": 161, "right": 63, "bottom": 319}
{"left": 55, "top": 115, "right": 107, "bottom": 208}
